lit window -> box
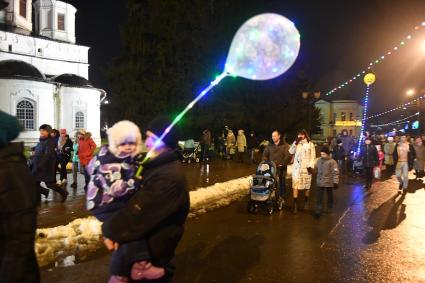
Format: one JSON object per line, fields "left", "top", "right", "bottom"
{"left": 57, "top": 13, "right": 65, "bottom": 31}
{"left": 341, "top": 112, "right": 346, "bottom": 121}
{"left": 16, "top": 99, "right": 35, "bottom": 130}
{"left": 75, "top": 111, "right": 84, "bottom": 129}
{"left": 19, "top": 0, "right": 27, "bottom": 18}
{"left": 349, "top": 112, "right": 353, "bottom": 121}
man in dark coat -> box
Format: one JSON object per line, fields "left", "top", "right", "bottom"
{"left": 262, "top": 130, "right": 290, "bottom": 207}
{"left": 360, "top": 137, "right": 379, "bottom": 189}
{"left": 102, "top": 116, "right": 190, "bottom": 282}
{"left": 0, "top": 111, "right": 40, "bottom": 283}
{"left": 32, "top": 124, "right": 68, "bottom": 201}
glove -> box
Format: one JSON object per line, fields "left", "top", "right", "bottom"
{"left": 307, "top": 167, "right": 313, "bottom": 175}
{"left": 333, "top": 183, "right": 339, "bottom": 189}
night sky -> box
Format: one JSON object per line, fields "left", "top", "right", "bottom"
{"left": 66, "top": 0, "right": 425, "bottom": 121}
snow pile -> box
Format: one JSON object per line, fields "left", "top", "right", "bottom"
{"left": 188, "top": 176, "right": 252, "bottom": 217}
{"left": 36, "top": 217, "right": 102, "bottom": 267}
{"left": 35, "top": 175, "right": 252, "bottom": 267}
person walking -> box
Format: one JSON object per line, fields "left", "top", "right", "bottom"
{"left": 226, "top": 130, "right": 236, "bottom": 160}
{"left": 314, "top": 146, "right": 339, "bottom": 218}
{"left": 236, "top": 129, "right": 247, "bottom": 163}
{"left": 247, "top": 131, "right": 259, "bottom": 164}
{"left": 339, "top": 129, "right": 355, "bottom": 173}
{"left": 413, "top": 137, "right": 425, "bottom": 179}
{"left": 289, "top": 129, "right": 316, "bottom": 213}
{"left": 32, "top": 124, "right": 68, "bottom": 202}
{"left": 78, "top": 130, "right": 97, "bottom": 189}
{"left": 263, "top": 130, "right": 290, "bottom": 208}
{"left": 102, "top": 116, "right": 190, "bottom": 283}
{"left": 393, "top": 134, "right": 415, "bottom": 193}
{"left": 200, "top": 129, "right": 211, "bottom": 162}
{"left": 384, "top": 136, "right": 396, "bottom": 175}
{"left": 360, "top": 137, "right": 379, "bottom": 190}
{"left": 332, "top": 139, "right": 345, "bottom": 174}
{"left": 56, "top": 129, "right": 73, "bottom": 186}
{"left": 0, "top": 111, "right": 40, "bottom": 283}
{"left": 70, "top": 132, "right": 82, "bottom": 188}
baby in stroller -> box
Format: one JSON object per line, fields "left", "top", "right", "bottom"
{"left": 247, "top": 160, "right": 280, "bottom": 215}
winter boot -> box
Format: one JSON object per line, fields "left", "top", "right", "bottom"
{"left": 39, "top": 186, "right": 49, "bottom": 199}
{"left": 108, "top": 276, "right": 129, "bottom": 283}
{"left": 50, "top": 185, "right": 69, "bottom": 202}
{"left": 293, "top": 199, "right": 298, "bottom": 214}
{"left": 303, "top": 197, "right": 309, "bottom": 211}
{"left": 131, "top": 261, "right": 165, "bottom": 281}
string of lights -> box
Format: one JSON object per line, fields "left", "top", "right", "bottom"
{"left": 370, "top": 112, "right": 419, "bottom": 127}
{"left": 356, "top": 84, "right": 371, "bottom": 154}
{"left": 366, "top": 93, "right": 425, "bottom": 120}
{"left": 325, "top": 21, "right": 425, "bottom": 96}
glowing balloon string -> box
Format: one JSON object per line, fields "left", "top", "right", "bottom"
{"left": 135, "top": 72, "right": 229, "bottom": 176}
{"left": 149, "top": 71, "right": 228, "bottom": 157}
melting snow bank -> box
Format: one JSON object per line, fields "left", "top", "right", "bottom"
{"left": 36, "top": 175, "right": 252, "bottom": 268}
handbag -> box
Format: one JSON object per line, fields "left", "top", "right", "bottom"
{"left": 373, "top": 166, "right": 381, "bottom": 179}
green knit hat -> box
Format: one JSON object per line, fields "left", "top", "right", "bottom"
{"left": 0, "top": 110, "right": 21, "bottom": 149}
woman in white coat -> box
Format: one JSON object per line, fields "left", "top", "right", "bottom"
{"left": 289, "top": 129, "right": 316, "bottom": 213}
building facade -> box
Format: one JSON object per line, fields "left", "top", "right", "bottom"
{"left": 315, "top": 99, "right": 363, "bottom": 139}
{"left": 0, "top": 0, "right": 104, "bottom": 146}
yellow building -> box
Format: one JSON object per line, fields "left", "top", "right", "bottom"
{"left": 314, "top": 99, "right": 363, "bottom": 139}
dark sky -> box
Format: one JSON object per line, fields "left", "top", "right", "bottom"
{"left": 66, "top": 0, "right": 425, "bottom": 121}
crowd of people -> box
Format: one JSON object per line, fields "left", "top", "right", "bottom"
{"left": 3, "top": 103, "right": 425, "bottom": 282}
{"left": 29, "top": 125, "right": 96, "bottom": 202}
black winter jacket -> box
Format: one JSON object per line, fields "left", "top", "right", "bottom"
{"left": 262, "top": 141, "right": 290, "bottom": 167}
{"left": 31, "top": 137, "right": 57, "bottom": 184}
{"left": 332, "top": 145, "right": 346, "bottom": 161}
{"left": 102, "top": 150, "right": 190, "bottom": 268}
{"left": 360, "top": 144, "right": 379, "bottom": 168}
{"left": 57, "top": 137, "right": 73, "bottom": 161}
{"left": 0, "top": 143, "right": 39, "bottom": 283}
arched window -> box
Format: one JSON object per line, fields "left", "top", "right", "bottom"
{"left": 75, "top": 111, "right": 85, "bottom": 129}
{"left": 16, "top": 99, "right": 35, "bottom": 130}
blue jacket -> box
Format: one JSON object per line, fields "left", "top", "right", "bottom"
{"left": 32, "top": 137, "right": 57, "bottom": 184}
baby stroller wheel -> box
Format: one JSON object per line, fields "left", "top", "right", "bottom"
{"left": 267, "top": 204, "right": 274, "bottom": 215}
{"left": 247, "top": 202, "right": 255, "bottom": 213}
{"left": 195, "top": 157, "right": 200, "bottom": 163}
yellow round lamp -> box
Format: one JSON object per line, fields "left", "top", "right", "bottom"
{"left": 364, "top": 73, "right": 376, "bottom": 86}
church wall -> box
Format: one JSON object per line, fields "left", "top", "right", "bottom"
{"left": 0, "top": 78, "right": 55, "bottom": 145}
{"left": 0, "top": 30, "right": 89, "bottom": 77}
{"left": 59, "top": 86, "right": 101, "bottom": 146}
{"left": 0, "top": 51, "right": 89, "bottom": 79}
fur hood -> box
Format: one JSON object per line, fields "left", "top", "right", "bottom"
{"left": 107, "top": 120, "right": 142, "bottom": 157}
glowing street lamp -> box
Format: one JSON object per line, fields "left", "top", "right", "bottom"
{"left": 406, "top": 89, "right": 415, "bottom": 96}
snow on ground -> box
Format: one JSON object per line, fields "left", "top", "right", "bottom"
{"left": 36, "top": 175, "right": 252, "bottom": 268}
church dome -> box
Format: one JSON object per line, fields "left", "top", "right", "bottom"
{"left": 51, "top": 73, "right": 93, "bottom": 87}
{"left": 0, "top": 60, "right": 46, "bottom": 80}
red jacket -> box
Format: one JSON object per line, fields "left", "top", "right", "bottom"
{"left": 78, "top": 137, "right": 96, "bottom": 166}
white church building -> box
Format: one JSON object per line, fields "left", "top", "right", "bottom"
{"left": 0, "top": 0, "right": 105, "bottom": 145}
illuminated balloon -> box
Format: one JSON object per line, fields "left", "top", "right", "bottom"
{"left": 225, "top": 13, "right": 301, "bottom": 80}
{"left": 364, "top": 73, "right": 376, "bottom": 85}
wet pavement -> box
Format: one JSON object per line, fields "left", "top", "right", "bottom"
{"left": 41, "top": 172, "right": 425, "bottom": 282}
{"left": 38, "top": 160, "right": 255, "bottom": 228}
